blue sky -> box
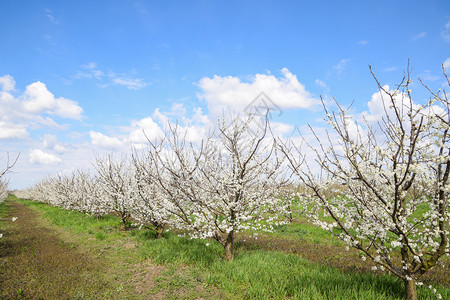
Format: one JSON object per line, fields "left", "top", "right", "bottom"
{"left": 1, "top": 0, "right": 450, "bottom": 189}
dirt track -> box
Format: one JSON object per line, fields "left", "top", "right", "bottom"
{"left": 0, "top": 201, "right": 112, "bottom": 299}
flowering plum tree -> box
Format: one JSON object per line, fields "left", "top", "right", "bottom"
{"left": 94, "top": 155, "right": 137, "bottom": 230}
{"left": 281, "top": 66, "right": 450, "bottom": 300}
{"left": 131, "top": 150, "right": 172, "bottom": 238}
{"left": 273, "top": 184, "right": 309, "bottom": 227}
{"left": 27, "top": 170, "right": 105, "bottom": 217}
{"left": 148, "top": 113, "right": 289, "bottom": 260}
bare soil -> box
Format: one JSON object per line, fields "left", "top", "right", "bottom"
{"left": 0, "top": 200, "right": 222, "bottom": 300}
{"left": 0, "top": 201, "right": 116, "bottom": 299}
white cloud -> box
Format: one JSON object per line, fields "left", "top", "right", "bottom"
{"left": 271, "top": 121, "right": 294, "bottom": 136}
{"left": 333, "top": 59, "right": 350, "bottom": 76}
{"left": 197, "top": 68, "right": 318, "bottom": 116}
{"left": 87, "top": 105, "right": 208, "bottom": 152}
{"left": 75, "top": 62, "right": 105, "bottom": 79}
{"left": 44, "top": 8, "right": 61, "bottom": 25}
{"left": 53, "top": 144, "right": 69, "bottom": 153}
{"left": 0, "top": 121, "right": 28, "bottom": 139}
{"left": 21, "top": 82, "right": 58, "bottom": 114}
{"left": 420, "top": 70, "right": 440, "bottom": 81}
{"left": 129, "top": 117, "right": 164, "bottom": 144}
{"left": 29, "top": 149, "right": 62, "bottom": 165}
{"left": 179, "top": 107, "right": 210, "bottom": 144}
{"left": 0, "top": 75, "right": 83, "bottom": 140}
{"left": 384, "top": 66, "right": 398, "bottom": 72}
{"left": 167, "top": 103, "right": 187, "bottom": 116}
{"left": 113, "top": 77, "right": 148, "bottom": 90}
{"left": 43, "top": 134, "right": 69, "bottom": 153}
{"left": 442, "top": 22, "right": 450, "bottom": 43}
{"left": 0, "top": 75, "right": 15, "bottom": 92}
{"left": 361, "top": 85, "right": 419, "bottom": 123}
{"left": 0, "top": 83, "right": 20, "bottom": 122}
{"left": 20, "top": 81, "right": 83, "bottom": 119}
{"left": 412, "top": 31, "right": 427, "bottom": 41}
{"left": 74, "top": 63, "right": 148, "bottom": 90}
{"left": 315, "top": 79, "right": 328, "bottom": 90}
{"left": 443, "top": 58, "right": 450, "bottom": 70}
{"left": 54, "top": 97, "right": 83, "bottom": 119}
{"left": 43, "top": 134, "right": 58, "bottom": 149}
{"left": 89, "top": 131, "right": 124, "bottom": 149}
{"left": 357, "top": 40, "right": 368, "bottom": 45}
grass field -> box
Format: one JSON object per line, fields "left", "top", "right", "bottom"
{"left": 1, "top": 195, "right": 449, "bottom": 299}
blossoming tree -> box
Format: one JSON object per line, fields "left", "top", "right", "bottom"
{"left": 147, "top": 113, "right": 289, "bottom": 260}
{"left": 131, "top": 149, "right": 172, "bottom": 238}
{"left": 281, "top": 66, "right": 450, "bottom": 300}
{"left": 94, "top": 155, "right": 137, "bottom": 230}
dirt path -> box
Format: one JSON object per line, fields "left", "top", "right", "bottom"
{"left": 0, "top": 201, "right": 114, "bottom": 299}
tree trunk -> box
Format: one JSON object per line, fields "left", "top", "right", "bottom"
{"left": 404, "top": 278, "right": 417, "bottom": 300}
{"left": 119, "top": 219, "right": 127, "bottom": 231}
{"left": 224, "top": 231, "right": 234, "bottom": 261}
{"left": 155, "top": 225, "right": 164, "bottom": 238}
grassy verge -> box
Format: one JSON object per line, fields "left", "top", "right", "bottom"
{"left": 1, "top": 195, "right": 125, "bottom": 299}
{"left": 15, "top": 197, "right": 221, "bottom": 299}
{"left": 16, "top": 197, "right": 450, "bottom": 299}
{"left": 0, "top": 196, "right": 10, "bottom": 219}
{"left": 271, "top": 220, "right": 344, "bottom": 245}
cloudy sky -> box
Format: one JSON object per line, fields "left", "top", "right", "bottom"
{"left": 1, "top": 0, "right": 450, "bottom": 189}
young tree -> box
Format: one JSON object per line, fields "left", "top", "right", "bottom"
{"left": 149, "top": 113, "right": 289, "bottom": 260}
{"left": 131, "top": 149, "right": 172, "bottom": 238}
{"left": 280, "top": 65, "right": 450, "bottom": 300}
{"left": 273, "top": 184, "right": 309, "bottom": 227}
{"left": 75, "top": 170, "right": 108, "bottom": 218}
{"left": 94, "top": 155, "right": 137, "bottom": 230}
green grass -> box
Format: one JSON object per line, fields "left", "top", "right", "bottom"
{"left": 17, "top": 199, "right": 121, "bottom": 233}
{"left": 208, "top": 251, "right": 404, "bottom": 300}
{"left": 137, "top": 231, "right": 224, "bottom": 267}
{"left": 0, "top": 195, "right": 13, "bottom": 236}
{"left": 135, "top": 230, "right": 450, "bottom": 299}
{"left": 0, "top": 195, "right": 12, "bottom": 218}
{"left": 15, "top": 197, "right": 450, "bottom": 299}
{"left": 271, "top": 220, "right": 344, "bottom": 246}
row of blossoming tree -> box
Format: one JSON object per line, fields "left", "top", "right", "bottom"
{"left": 22, "top": 66, "right": 449, "bottom": 299}
{"left": 26, "top": 113, "right": 299, "bottom": 261}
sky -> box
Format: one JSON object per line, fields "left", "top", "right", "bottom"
{"left": 1, "top": 0, "right": 450, "bottom": 189}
